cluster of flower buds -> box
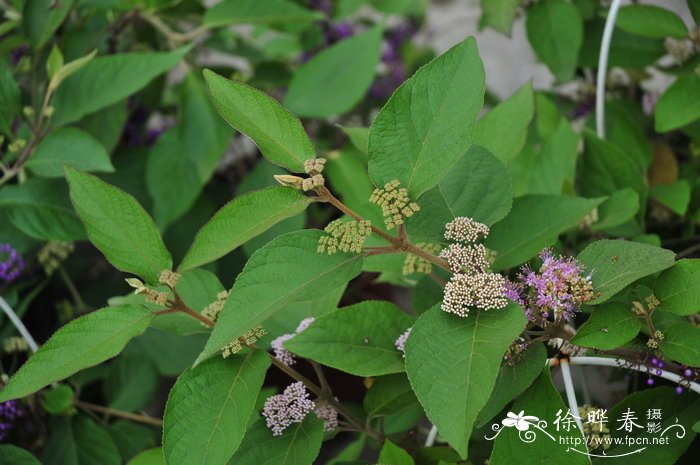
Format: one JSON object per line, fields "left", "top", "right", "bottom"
{"left": 262, "top": 382, "right": 316, "bottom": 436}
{"left": 159, "top": 269, "right": 181, "bottom": 288}
{"left": 201, "top": 291, "right": 229, "bottom": 325}
{"left": 270, "top": 317, "right": 316, "bottom": 366}
{"left": 646, "top": 330, "right": 665, "bottom": 349}
{"left": 302, "top": 157, "right": 326, "bottom": 192}
{"left": 314, "top": 402, "right": 339, "bottom": 432}
{"left": 317, "top": 219, "right": 372, "bottom": 254}
{"left": 503, "top": 337, "right": 530, "bottom": 367}
{"left": 440, "top": 217, "right": 507, "bottom": 317}
{"left": 2, "top": 337, "right": 29, "bottom": 354}
{"left": 0, "top": 400, "right": 24, "bottom": 441}
{"left": 125, "top": 277, "right": 170, "bottom": 306}
{"left": 394, "top": 327, "right": 412, "bottom": 357}
{"left": 37, "top": 241, "right": 73, "bottom": 276}
{"left": 0, "top": 244, "right": 24, "bottom": 283}
{"left": 403, "top": 243, "right": 441, "bottom": 275}
{"left": 222, "top": 325, "right": 266, "bottom": 358}
{"left": 369, "top": 180, "right": 420, "bottom": 229}
{"left": 578, "top": 405, "right": 611, "bottom": 451}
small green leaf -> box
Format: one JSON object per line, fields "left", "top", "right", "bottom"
{"left": 179, "top": 186, "right": 312, "bottom": 271}
{"left": 197, "top": 230, "right": 363, "bottom": 363}
{"left": 650, "top": 180, "right": 691, "bottom": 215}
{"left": 655, "top": 74, "right": 700, "bottom": 133}
{"left": 163, "top": 351, "right": 270, "bottom": 465}
{"left": 368, "top": 36, "right": 485, "bottom": 197}
{"left": 46, "top": 45, "right": 64, "bottom": 80}
{"left": 378, "top": 440, "right": 415, "bottom": 465}
{"left": 337, "top": 125, "right": 369, "bottom": 154}
{"left": 49, "top": 50, "right": 98, "bottom": 93}
{"left": 284, "top": 27, "right": 382, "bottom": 118}
{"left": 526, "top": 0, "right": 583, "bottom": 82}
{"left": 0, "top": 445, "right": 41, "bottom": 465}
{"left": 614, "top": 5, "right": 688, "bottom": 39}
{"left": 203, "top": 69, "right": 314, "bottom": 172}
{"left": 104, "top": 355, "right": 158, "bottom": 411}
{"left": 285, "top": 300, "right": 413, "bottom": 377}
{"left": 591, "top": 188, "right": 640, "bottom": 231}
{"left": 65, "top": 167, "right": 172, "bottom": 285}
{"left": 127, "top": 449, "right": 165, "bottom": 465}
{"left": 474, "top": 81, "right": 534, "bottom": 164}
{"left": 25, "top": 128, "right": 114, "bottom": 178}
{"left": 23, "top": 0, "right": 75, "bottom": 49}
{"left": 0, "top": 60, "right": 20, "bottom": 136}
{"left": 203, "top": 0, "right": 322, "bottom": 27}
{"left": 405, "top": 304, "right": 526, "bottom": 458}
{"left": 654, "top": 259, "right": 700, "bottom": 316}
{"left": 364, "top": 373, "right": 417, "bottom": 418}
{"left": 0, "top": 305, "right": 152, "bottom": 402}
{"left": 485, "top": 194, "right": 604, "bottom": 270}
{"left": 661, "top": 322, "right": 700, "bottom": 366}
{"left": 43, "top": 384, "right": 75, "bottom": 414}
{"left": 479, "top": 0, "right": 522, "bottom": 35}
{"left": 571, "top": 302, "right": 641, "bottom": 349}
{"left": 42, "top": 415, "right": 121, "bottom": 465}
{"left": 227, "top": 416, "right": 324, "bottom": 465}
{"left": 576, "top": 239, "right": 676, "bottom": 304}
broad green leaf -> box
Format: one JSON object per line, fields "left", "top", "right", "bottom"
{"left": 0, "top": 178, "right": 86, "bottom": 241}
{"left": 661, "top": 322, "right": 700, "bottom": 366}
{"left": 364, "top": 373, "right": 418, "bottom": 418}
{"left": 284, "top": 27, "right": 382, "bottom": 118}
{"left": 179, "top": 186, "right": 312, "bottom": 271}
{"left": 25, "top": 128, "right": 114, "bottom": 178}
{"left": 203, "top": 69, "right": 314, "bottom": 172}
{"left": 196, "top": 230, "right": 363, "bottom": 363}
{"left": 474, "top": 82, "right": 534, "bottom": 163}
{"left": 66, "top": 167, "right": 172, "bottom": 285}
{"left": 405, "top": 304, "right": 526, "bottom": 458}
{"left": 0, "top": 305, "right": 152, "bottom": 402}
{"left": 579, "top": 17, "right": 665, "bottom": 69}
{"left": 489, "top": 368, "right": 589, "bottom": 465}
{"left": 655, "top": 74, "right": 700, "bottom": 132}
{"left": 475, "top": 343, "right": 547, "bottom": 428}
{"left": 227, "top": 416, "right": 324, "bottom": 465}
{"left": 163, "top": 351, "right": 270, "bottom": 465}
{"left": 324, "top": 147, "right": 374, "bottom": 213}
{"left": 285, "top": 300, "right": 413, "bottom": 376}
{"left": 590, "top": 188, "right": 639, "bottom": 231}
{"left": 368, "top": 36, "right": 485, "bottom": 197}
{"left": 485, "top": 195, "right": 604, "bottom": 271}
{"left": 604, "top": 101, "right": 653, "bottom": 170}
{"left": 571, "top": 302, "right": 641, "bottom": 349}
{"left": 326, "top": 434, "right": 366, "bottom": 465}
{"left": 378, "top": 440, "right": 415, "bottom": 465}
{"left": 406, "top": 145, "right": 512, "bottom": 242}
{"left": 526, "top": 0, "right": 583, "bottom": 82}
{"left": 479, "top": 0, "right": 522, "bottom": 35}
{"left": 52, "top": 48, "right": 188, "bottom": 125}
{"left": 43, "top": 384, "right": 75, "bottom": 414}
{"left": 0, "top": 59, "right": 20, "bottom": 135}
{"left": 654, "top": 259, "right": 700, "bottom": 316}
{"left": 337, "top": 126, "right": 369, "bottom": 154}
{"left": 79, "top": 101, "right": 128, "bottom": 155}
{"left": 104, "top": 355, "right": 158, "bottom": 411}
{"left": 42, "top": 415, "right": 121, "bottom": 465}
{"left": 127, "top": 449, "right": 165, "bottom": 465}
{"left": 600, "top": 388, "right": 700, "bottom": 464}
{"left": 614, "top": 5, "right": 688, "bottom": 39}
{"left": 203, "top": 0, "right": 321, "bottom": 27}
{"left": 0, "top": 445, "right": 42, "bottom": 465}
{"left": 23, "top": 0, "right": 75, "bottom": 49}
{"left": 147, "top": 73, "right": 233, "bottom": 229}
{"left": 127, "top": 328, "right": 207, "bottom": 376}
{"left": 412, "top": 274, "right": 444, "bottom": 315}
{"left": 108, "top": 422, "right": 156, "bottom": 462}
{"left": 650, "top": 180, "right": 690, "bottom": 215}
{"left": 576, "top": 240, "right": 676, "bottom": 304}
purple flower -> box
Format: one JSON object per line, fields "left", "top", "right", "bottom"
{"left": 262, "top": 382, "right": 315, "bottom": 436}
{"left": 10, "top": 44, "right": 28, "bottom": 66}
{"left": 0, "top": 244, "right": 24, "bottom": 283}
{"left": 0, "top": 400, "right": 24, "bottom": 441}
{"left": 314, "top": 403, "right": 338, "bottom": 432}
{"left": 270, "top": 317, "right": 316, "bottom": 366}
{"left": 395, "top": 327, "right": 412, "bottom": 356}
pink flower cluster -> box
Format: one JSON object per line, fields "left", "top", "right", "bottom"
{"left": 270, "top": 317, "right": 316, "bottom": 366}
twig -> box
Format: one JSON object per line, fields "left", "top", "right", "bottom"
{"left": 74, "top": 400, "right": 163, "bottom": 427}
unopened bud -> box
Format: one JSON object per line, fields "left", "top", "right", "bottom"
{"left": 274, "top": 175, "right": 304, "bottom": 189}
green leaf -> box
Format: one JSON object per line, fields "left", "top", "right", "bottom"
{"left": 576, "top": 239, "right": 676, "bottom": 304}
{"left": 661, "top": 322, "right": 700, "bottom": 366}
{"left": 363, "top": 373, "right": 418, "bottom": 418}
{"left": 475, "top": 343, "right": 547, "bottom": 428}
{"left": 590, "top": 188, "right": 639, "bottom": 232}
{"left": 66, "top": 167, "right": 172, "bottom": 285}
{"left": 485, "top": 194, "right": 604, "bottom": 271}
{"left": 654, "top": 259, "right": 700, "bottom": 316}
{"left": 0, "top": 445, "right": 42, "bottom": 465}
{"left": 525, "top": 0, "right": 583, "bottom": 82}
{"left": 43, "top": 384, "right": 75, "bottom": 414}
{"left": 25, "top": 128, "right": 114, "bottom": 178}
{"left": 406, "top": 145, "right": 513, "bottom": 242}
{"left": 163, "top": 351, "right": 270, "bottom": 465}
{"left": 571, "top": 302, "right": 641, "bottom": 349}
{"left": 337, "top": 126, "right": 369, "bottom": 154}
{"left": 23, "top": 0, "right": 75, "bottom": 49}
{"left": 285, "top": 300, "right": 413, "bottom": 376}
{"left": 489, "top": 368, "right": 589, "bottom": 465}
{"left": 104, "top": 355, "right": 158, "bottom": 411}
{"left": 474, "top": 82, "right": 534, "bottom": 164}
{"left": 179, "top": 186, "right": 312, "bottom": 271}
{"left": 127, "top": 449, "right": 165, "bottom": 465}
{"left": 48, "top": 50, "right": 97, "bottom": 93}
{"left": 378, "top": 440, "right": 415, "bottom": 465}
{"left": 203, "top": 69, "right": 314, "bottom": 172}
{"left": 203, "top": 0, "right": 321, "bottom": 27}
{"left": 147, "top": 73, "right": 233, "bottom": 229}
{"left": 108, "top": 422, "right": 156, "bottom": 462}
{"left": 227, "top": 416, "right": 324, "bottom": 465}
{"left": 0, "top": 305, "right": 152, "bottom": 402}
{"left": 284, "top": 27, "right": 382, "bottom": 118}
{"left": 604, "top": 101, "right": 653, "bottom": 170}
{"left": 614, "top": 5, "right": 688, "bottom": 39}
{"left": 405, "top": 304, "right": 526, "bottom": 458}
{"left": 52, "top": 48, "right": 188, "bottom": 125}
{"left": 79, "top": 101, "right": 128, "bottom": 155}
{"left": 0, "top": 59, "right": 20, "bottom": 135}
{"left": 655, "top": 74, "right": 700, "bottom": 132}
{"left": 42, "top": 415, "right": 121, "bottom": 465}
{"left": 368, "top": 36, "right": 485, "bottom": 197}
{"left": 0, "top": 178, "right": 86, "bottom": 241}
{"left": 650, "top": 180, "right": 691, "bottom": 215}
{"left": 579, "top": 17, "right": 665, "bottom": 69}
{"left": 196, "top": 230, "right": 363, "bottom": 363}
{"left": 479, "top": 0, "right": 522, "bottom": 35}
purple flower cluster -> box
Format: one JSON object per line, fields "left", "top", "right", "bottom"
{"left": 508, "top": 249, "right": 594, "bottom": 323}
{"left": 395, "top": 327, "right": 412, "bottom": 357}
{"left": 262, "top": 382, "right": 316, "bottom": 436}
{"left": 0, "top": 244, "right": 24, "bottom": 283}
{"left": 270, "top": 317, "right": 316, "bottom": 366}
{"left": 369, "top": 20, "right": 418, "bottom": 100}
{"left": 121, "top": 101, "right": 173, "bottom": 146}
{"left": 302, "top": 1, "right": 355, "bottom": 62}
{"left": 10, "top": 44, "right": 28, "bottom": 66}
{"left": 0, "top": 400, "right": 24, "bottom": 441}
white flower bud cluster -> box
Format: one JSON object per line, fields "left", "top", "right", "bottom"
{"left": 438, "top": 243, "right": 489, "bottom": 274}
{"left": 270, "top": 317, "right": 316, "bottom": 366}
{"left": 262, "top": 382, "right": 316, "bottom": 436}
{"left": 158, "top": 269, "right": 181, "bottom": 288}
{"left": 369, "top": 180, "right": 420, "bottom": 229}
{"left": 442, "top": 273, "right": 508, "bottom": 317}
{"left": 304, "top": 158, "right": 326, "bottom": 175}
{"left": 317, "top": 219, "right": 372, "bottom": 254}
{"left": 37, "top": 241, "right": 74, "bottom": 276}
{"left": 222, "top": 325, "right": 266, "bottom": 358}
{"left": 444, "top": 217, "right": 489, "bottom": 243}
{"left": 302, "top": 174, "right": 325, "bottom": 192}
{"left": 394, "top": 327, "right": 412, "bottom": 357}
{"left": 3, "top": 336, "right": 29, "bottom": 353}
{"left": 201, "top": 290, "right": 229, "bottom": 325}
{"left": 314, "top": 403, "right": 339, "bottom": 432}
{"left": 403, "top": 243, "right": 441, "bottom": 275}
{"left": 145, "top": 289, "right": 169, "bottom": 306}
